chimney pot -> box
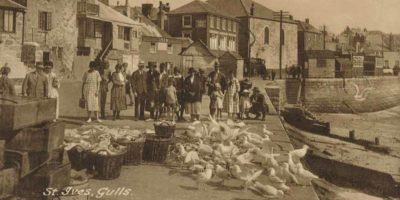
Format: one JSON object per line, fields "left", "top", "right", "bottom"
{"left": 250, "top": 3, "right": 255, "bottom": 16}
{"left": 305, "top": 18, "right": 309, "bottom": 24}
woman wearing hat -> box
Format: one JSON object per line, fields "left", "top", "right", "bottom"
{"left": 224, "top": 72, "right": 240, "bottom": 119}
{"left": 44, "top": 62, "right": 60, "bottom": 120}
{"left": 0, "top": 65, "right": 16, "bottom": 96}
{"left": 82, "top": 61, "right": 102, "bottom": 123}
{"left": 110, "top": 64, "right": 127, "bottom": 120}
{"left": 183, "top": 67, "right": 202, "bottom": 121}
{"left": 249, "top": 87, "right": 269, "bottom": 121}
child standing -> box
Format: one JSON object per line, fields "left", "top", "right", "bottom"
{"left": 239, "top": 89, "right": 251, "bottom": 119}
{"left": 165, "top": 78, "right": 178, "bottom": 122}
{"left": 210, "top": 83, "right": 224, "bottom": 120}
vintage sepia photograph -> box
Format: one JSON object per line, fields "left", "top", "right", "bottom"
{"left": 0, "top": 0, "right": 399, "bottom": 199}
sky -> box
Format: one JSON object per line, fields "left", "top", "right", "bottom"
{"left": 110, "top": 0, "right": 400, "bottom": 34}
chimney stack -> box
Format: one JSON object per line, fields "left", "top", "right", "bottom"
{"left": 250, "top": 3, "right": 255, "bottom": 16}
{"left": 289, "top": 15, "right": 293, "bottom": 20}
{"left": 305, "top": 18, "right": 309, "bottom": 24}
{"left": 158, "top": 1, "right": 167, "bottom": 31}
{"left": 126, "top": 0, "right": 129, "bottom": 6}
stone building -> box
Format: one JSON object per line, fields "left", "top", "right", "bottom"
{"left": 0, "top": 0, "right": 26, "bottom": 79}
{"left": 73, "top": 0, "right": 141, "bottom": 78}
{"left": 297, "top": 18, "right": 324, "bottom": 67}
{"left": 114, "top": 3, "right": 191, "bottom": 73}
{"left": 304, "top": 50, "right": 336, "bottom": 78}
{"left": 22, "top": 0, "right": 78, "bottom": 77}
{"left": 207, "top": 0, "right": 298, "bottom": 78}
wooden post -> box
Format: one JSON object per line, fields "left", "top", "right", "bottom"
{"left": 349, "top": 130, "right": 355, "bottom": 141}
{"left": 374, "top": 137, "right": 380, "bottom": 145}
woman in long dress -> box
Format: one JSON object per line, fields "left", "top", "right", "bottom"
{"left": 183, "top": 68, "right": 202, "bottom": 121}
{"left": 82, "top": 61, "right": 102, "bottom": 123}
{"left": 224, "top": 73, "right": 240, "bottom": 119}
{"left": 110, "top": 64, "right": 127, "bottom": 120}
{"left": 44, "top": 62, "right": 60, "bottom": 120}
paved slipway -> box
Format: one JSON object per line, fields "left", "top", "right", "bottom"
{"left": 74, "top": 116, "right": 319, "bottom": 200}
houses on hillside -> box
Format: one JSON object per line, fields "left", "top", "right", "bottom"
{"left": 0, "top": 0, "right": 398, "bottom": 80}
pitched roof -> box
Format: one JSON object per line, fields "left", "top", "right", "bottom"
{"left": 92, "top": 0, "right": 140, "bottom": 27}
{"left": 168, "top": 0, "right": 235, "bottom": 19}
{"left": 131, "top": 7, "right": 171, "bottom": 38}
{"left": 306, "top": 50, "right": 336, "bottom": 59}
{"left": 0, "top": 0, "right": 25, "bottom": 11}
{"left": 180, "top": 40, "right": 217, "bottom": 57}
{"left": 220, "top": 51, "right": 243, "bottom": 60}
{"left": 207, "top": 0, "right": 295, "bottom": 23}
{"left": 297, "top": 20, "right": 321, "bottom": 34}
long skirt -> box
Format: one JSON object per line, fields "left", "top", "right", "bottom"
{"left": 223, "top": 92, "right": 239, "bottom": 114}
{"left": 111, "top": 85, "right": 127, "bottom": 111}
{"left": 84, "top": 86, "right": 99, "bottom": 112}
{"left": 185, "top": 102, "right": 201, "bottom": 115}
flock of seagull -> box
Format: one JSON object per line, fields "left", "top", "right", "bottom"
{"left": 170, "top": 116, "right": 318, "bottom": 198}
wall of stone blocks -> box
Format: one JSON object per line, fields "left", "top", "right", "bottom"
{"left": 249, "top": 18, "right": 298, "bottom": 70}
{"left": 303, "top": 77, "right": 400, "bottom": 113}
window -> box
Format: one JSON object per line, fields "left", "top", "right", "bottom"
{"left": 317, "top": 59, "right": 327, "bottom": 67}
{"left": 182, "top": 31, "right": 192, "bottom": 38}
{"left": 210, "top": 15, "right": 214, "bottom": 28}
{"left": 58, "top": 47, "right": 63, "bottom": 59}
{"left": 396, "top": 60, "right": 400, "bottom": 67}
{"left": 219, "top": 35, "right": 227, "bottom": 50}
{"left": 132, "top": 29, "right": 138, "bottom": 38}
{"left": 118, "top": 26, "right": 131, "bottom": 41}
{"left": 182, "top": 15, "right": 192, "bottom": 27}
{"left": 39, "top": 11, "right": 52, "bottom": 31}
{"left": 264, "top": 27, "right": 269, "bottom": 44}
{"left": 227, "top": 20, "right": 232, "bottom": 31}
{"left": 232, "top": 21, "right": 236, "bottom": 32}
{"left": 228, "top": 37, "right": 236, "bottom": 51}
{"left": 150, "top": 42, "right": 157, "bottom": 53}
{"left": 183, "top": 56, "right": 193, "bottom": 69}
{"left": 216, "top": 17, "right": 220, "bottom": 30}
{"left": 210, "top": 33, "right": 218, "bottom": 50}
{"left": 221, "top": 18, "right": 226, "bottom": 30}
{"left": 94, "top": 22, "right": 102, "bottom": 38}
{"left": 280, "top": 29, "right": 285, "bottom": 45}
{"left": 167, "top": 44, "right": 173, "bottom": 54}
{"left": 0, "top": 9, "right": 15, "bottom": 32}
{"left": 384, "top": 60, "right": 389, "bottom": 67}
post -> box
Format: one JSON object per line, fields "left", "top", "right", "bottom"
{"left": 323, "top": 25, "right": 326, "bottom": 50}
{"left": 22, "top": 11, "right": 25, "bottom": 45}
{"left": 279, "top": 10, "right": 283, "bottom": 79}
{"left": 349, "top": 130, "right": 355, "bottom": 141}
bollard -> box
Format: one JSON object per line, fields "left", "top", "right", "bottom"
{"left": 375, "top": 137, "right": 380, "bottom": 145}
{"left": 349, "top": 130, "right": 355, "bottom": 141}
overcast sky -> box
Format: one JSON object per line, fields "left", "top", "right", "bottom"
{"left": 110, "top": 0, "right": 400, "bottom": 34}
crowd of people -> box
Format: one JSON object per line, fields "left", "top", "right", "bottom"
{"left": 0, "top": 62, "right": 60, "bottom": 120}
{"left": 81, "top": 60, "right": 270, "bottom": 123}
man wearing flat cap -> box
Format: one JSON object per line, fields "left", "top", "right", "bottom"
{"left": 147, "top": 63, "right": 160, "bottom": 119}
{"left": 22, "top": 62, "right": 48, "bottom": 98}
{"left": 131, "top": 60, "right": 148, "bottom": 120}
{"left": 207, "top": 61, "right": 227, "bottom": 114}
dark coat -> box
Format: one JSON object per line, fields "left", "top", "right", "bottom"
{"left": 147, "top": 69, "right": 160, "bottom": 101}
{"left": 0, "top": 76, "right": 15, "bottom": 96}
{"left": 22, "top": 71, "right": 48, "bottom": 98}
{"left": 184, "top": 75, "right": 202, "bottom": 103}
{"left": 207, "top": 71, "right": 227, "bottom": 95}
{"left": 131, "top": 69, "right": 148, "bottom": 95}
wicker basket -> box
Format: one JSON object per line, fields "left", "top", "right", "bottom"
{"left": 90, "top": 149, "right": 127, "bottom": 180}
{"left": 67, "top": 146, "right": 91, "bottom": 171}
{"left": 154, "top": 122, "right": 175, "bottom": 138}
{"left": 143, "top": 136, "right": 171, "bottom": 163}
{"left": 117, "top": 137, "right": 146, "bottom": 165}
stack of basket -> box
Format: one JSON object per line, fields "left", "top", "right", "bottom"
{"left": 143, "top": 122, "right": 175, "bottom": 163}
{"left": 0, "top": 96, "right": 70, "bottom": 199}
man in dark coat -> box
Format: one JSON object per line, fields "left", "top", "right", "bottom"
{"left": 207, "top": 62, "right": 226, "bottom": 114}
{"left": 99, "top": 61, "right": 111, "bottom": 119}
{"left": 131, "top": 61, "right": 148, "bottom": 120}
{"left": 184, "top": 68, "right": 202, "bottom": 121}
{"left": 22, "top": 62, "right": 48, "bottom": 98}
{"left": 147, "top": 63, "right": 160, "bottom": 119}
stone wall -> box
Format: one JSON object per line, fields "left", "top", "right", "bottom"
{"left": 249, "top": 18, "right": 298, "bottom": 70}
{"left": 24, "top": 0, "right": 78, "bottom": 77}
{"left": 303, "top": 77, "right": 400, "bottom": 113}
{"left": 0, "top": 11, "right": 28, "bottom": 79}
{"left": 307, "top": 59, "right": 335, "bottom": 78}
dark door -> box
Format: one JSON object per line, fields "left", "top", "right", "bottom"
{"left": 43, "top": 52, "right": 50, "bottom": 63}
